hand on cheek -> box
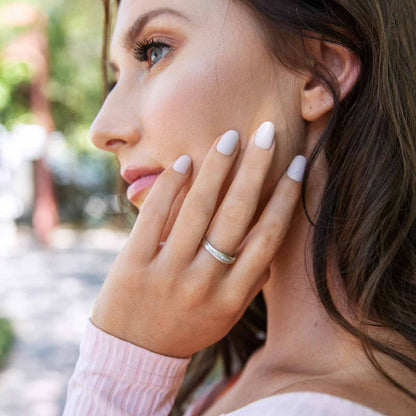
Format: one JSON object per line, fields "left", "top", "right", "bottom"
{"left": 91, "top": 121, "right": 306, "bottom": 359}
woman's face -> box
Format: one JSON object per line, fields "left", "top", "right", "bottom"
{"left": 90, "top": 0, "right": 305, "bottom": 241}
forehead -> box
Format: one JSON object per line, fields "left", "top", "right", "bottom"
{"left": 110, "top": 0, "right": 218, "bottom": 53}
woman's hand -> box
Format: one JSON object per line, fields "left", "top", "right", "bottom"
{"left": 91, "top": 121, "right": 306, "bottom": 359}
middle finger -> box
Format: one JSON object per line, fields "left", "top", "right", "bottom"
{"left": 162, "top": 128, "right": 241, "bottom": 263}
{"left": 195, "top": 121, "right": 276, "bottom": 267}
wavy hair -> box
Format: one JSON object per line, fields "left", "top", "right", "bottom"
{"left": 100, "top": 0, "right": 416, "bottom": 414}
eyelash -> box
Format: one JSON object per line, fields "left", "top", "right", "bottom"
{"left": 133, "top": 38, "right": 173, "bottom": 67}
{"left": 107, "top": 38, "right": 172, "bottom": 92}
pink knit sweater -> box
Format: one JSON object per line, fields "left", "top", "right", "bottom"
{"left": 62, "top": 318, "right": 387, "bottom": 415}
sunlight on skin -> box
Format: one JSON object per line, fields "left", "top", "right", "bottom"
{"left": 88, "top": 0, "right": 397, "bottom": 405}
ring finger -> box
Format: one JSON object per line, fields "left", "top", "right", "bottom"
{"left": 194, "top": 121, "right": 276, "bottom": 269}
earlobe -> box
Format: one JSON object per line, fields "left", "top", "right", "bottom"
{"left": 300, "top": 39, "right": 361, "bottom": 122}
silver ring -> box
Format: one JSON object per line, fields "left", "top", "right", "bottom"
{"left": 201, "top": 237, "right": 236, "bottom": 264}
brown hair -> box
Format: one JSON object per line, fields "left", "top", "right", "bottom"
{"left": 100, "top": 0, "right": 416, "bottom": 413}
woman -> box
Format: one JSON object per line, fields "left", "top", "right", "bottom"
{"left": 63, "top": 0, "right": 416, "bottom": 415}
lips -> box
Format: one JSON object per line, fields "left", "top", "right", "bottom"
{"left": 121, "top": 167, "right": 164, "bottom": 184}
{"left": 126, "top": 173, "right": 161, "bottom": 201}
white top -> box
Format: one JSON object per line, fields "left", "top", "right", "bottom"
{"left": 63, "top": 318, "right": 388, "bottom": 415}
{"left": 217, "top": 392, "right": 387, "bottom": 415}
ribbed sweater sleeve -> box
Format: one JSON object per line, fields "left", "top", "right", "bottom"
{"left": 62, "top": 317, "right": 192, "bottom": 416}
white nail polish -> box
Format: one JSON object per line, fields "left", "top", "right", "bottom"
{"left": 217, "top": 130, "right": 239, "bottom": 156}
{"left": 286, "top": 155, "right": 306, "bottom": 182}
{"left": 173, "top": 155, "right": 192, "bottom": 174}
{"left": 254, "top": 121, "right": 275, "bottom": 150}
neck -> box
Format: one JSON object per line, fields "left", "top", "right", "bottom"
{"left": 262, "top": 212, "right": 358, "bottom": 375}
{"left": 255, "top": 148, "right": 368, "bottom": 380}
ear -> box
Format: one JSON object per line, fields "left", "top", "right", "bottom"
{"left": 301, "top": 38, "right": 361, "bottom": 121}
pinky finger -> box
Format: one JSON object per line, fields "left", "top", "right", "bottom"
{"left": 127, "top": 155, "right": 193, "bottom": 264}
{"left": 226, "top": 155, "right": 306, "bottom": 298}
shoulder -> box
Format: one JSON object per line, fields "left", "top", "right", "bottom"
{"left": 255, "top": 378, "right": 414, "bottom": 416}
{"left": 222, "top": 391, "right": 388, "bottom": 415}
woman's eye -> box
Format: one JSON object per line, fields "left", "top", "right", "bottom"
{"left": 133, "top": 39, "right": 173, "bottom": 68}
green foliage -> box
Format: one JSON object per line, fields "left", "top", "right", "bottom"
{"left": 45, "top": 0, "right": 105, "bottom": 152}
{"left": 46, "top": 0, "right": 106, "bottom": 154}
{"left": 0, "top": 318, "right": 14, "bottom": 368}
{"left": 1, "top": 0, "right": 107, "bottom": 155}
{"left": 0, "top": 0, "right": 121, "bottom": 224}
{"left": 0, "top": 60, "right": 34, "bottom": 127}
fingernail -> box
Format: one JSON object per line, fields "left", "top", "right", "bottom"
{"left": 173, "top": 155, "right": 192, "bottom": 174}
{"left": 217, "top": 129, "right": 239, "bottom": 156}
{"left": 286, "top": 155, "right": 306, "bottom": 182}
{"left": 254, "top": 121, "right": 275, "bottom": 150}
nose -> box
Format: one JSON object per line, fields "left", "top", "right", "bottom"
{"left": 89, "top": 91, "right": 141, "bottom": 153}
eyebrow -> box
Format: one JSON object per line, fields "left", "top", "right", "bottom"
{"left": 108, "top": 7, "right": 192, "bottom": 73}
{"left": 123, "top": 8, "right": 191, "bottom": 49}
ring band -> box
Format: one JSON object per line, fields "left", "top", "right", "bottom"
{"left": 202, "top": 237, "right": 236, "bottom": 264}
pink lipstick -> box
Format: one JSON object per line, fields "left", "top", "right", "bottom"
{"left": 127, "top": 173, "right": 161, "bottom": 201}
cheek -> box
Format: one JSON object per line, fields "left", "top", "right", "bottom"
{"left": 139, "top": 37, "right": 270, "bottom": 162}
{"left": 140, "top": 37, "right": 299, "bottom": 239}
{"left": 140, "top": 56, "right": 221, "bottom": 160}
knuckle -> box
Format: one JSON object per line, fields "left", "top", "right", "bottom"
{"left": 221, "top": 293, "right": 244, "bottom": 317}
{"left": 230, "top": 188, "right": 252, "bottom": 206}
{"left": 115, "top": 264, "right": 148, "bottom": 291}
{"left": 208, "top": 152, "right": 226, "bottom": 171}
{"left": 184, "top": 194, "right": 213, "bottom": 221}
{"left": 183, "top": 277, "right": 212, "bottom": 307}
{"left": 219, "top": 282, "right": 246, "bottom": 316}
{"left": 244, "top": 152, "right": 266, "bottom": 171}
{"left": 227, "top": 188, "right": 254, "bottom": 212}
{"left": 259, "top": 228, "right": 285, "bottom": 253}
{"left": 247, "top": 161, "right": 266, "bottom": 175}
{"left": 140, "top": 202, "right": 165, "bottom": 224}
{"left": 220, "top": 200, "right": 252, "bottom": 225}
{"left": 281, "top": 182, "right": 300, "bottom": 203}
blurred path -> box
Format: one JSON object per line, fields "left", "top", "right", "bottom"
{"left": 0, "top": 224, "right": 129, "bottom": 416}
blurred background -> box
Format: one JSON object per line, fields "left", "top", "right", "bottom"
{"left": 0, "top": 1, "right": 222, "bottom": 414}
{"left": 0, "top": 0, "right": 139, "bottom": 414}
